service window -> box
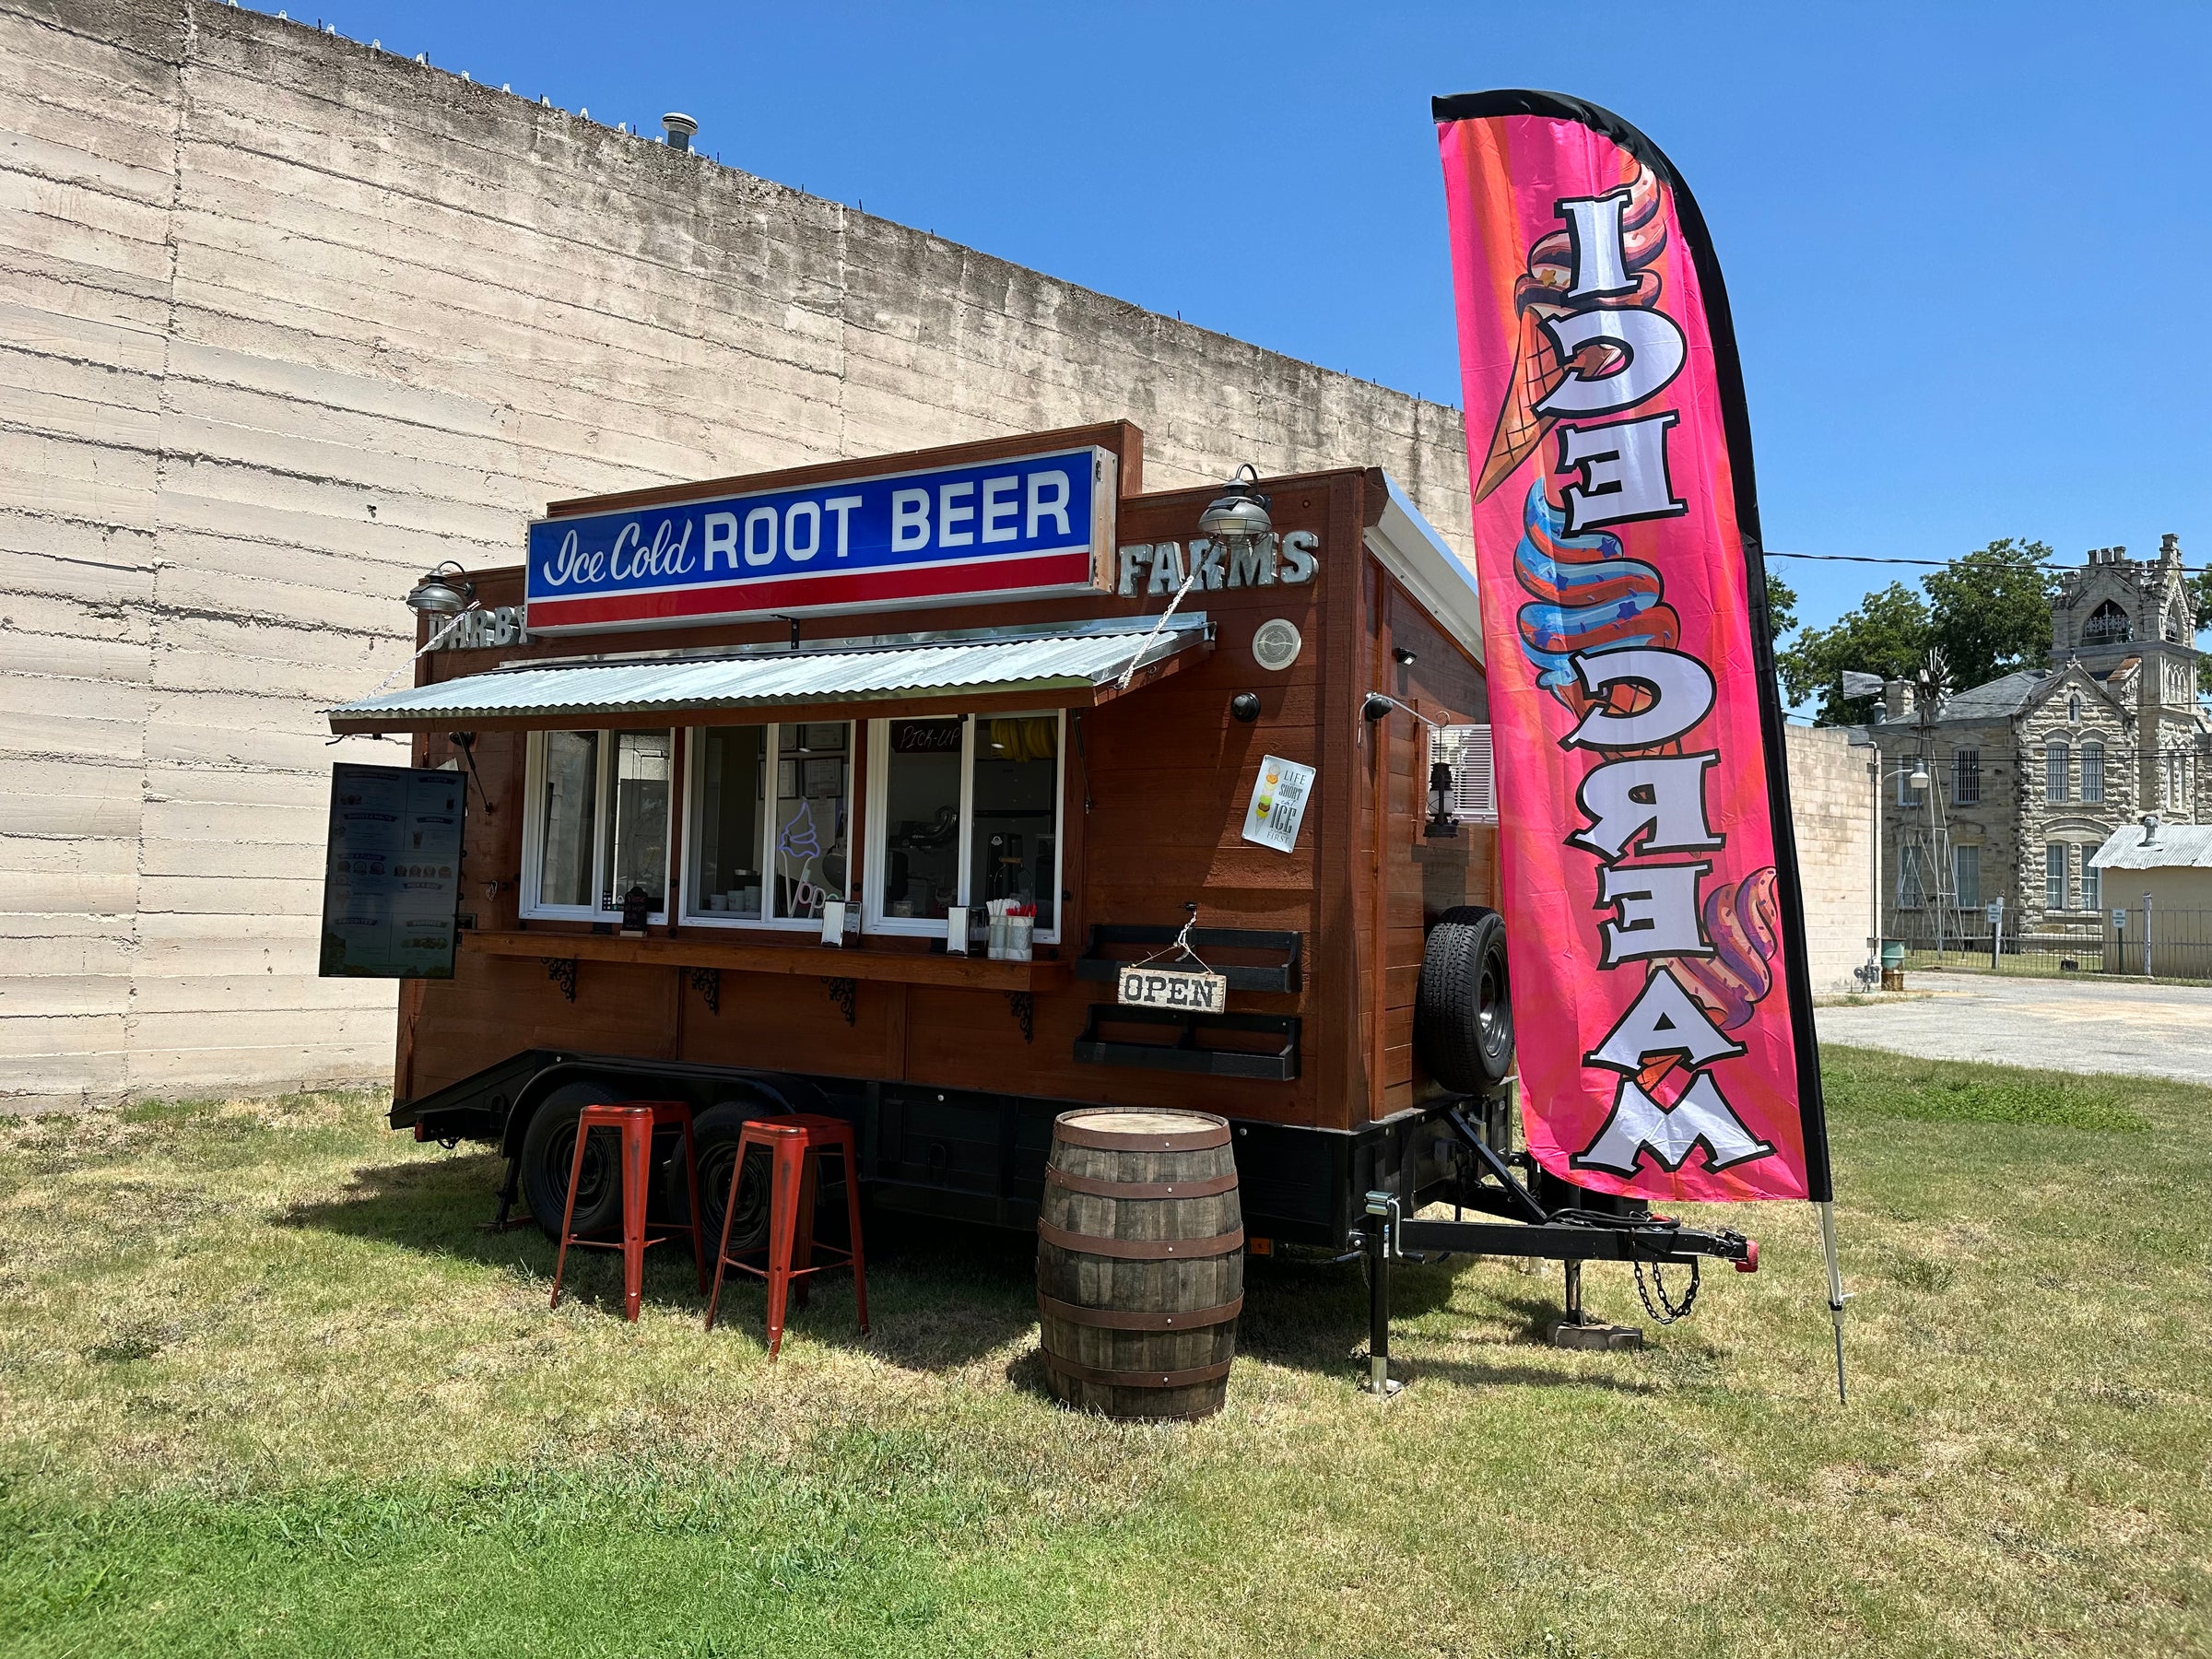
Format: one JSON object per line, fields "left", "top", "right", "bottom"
{"left": 864, "top": 710, "right": 1063, "bottom": 940}
{"left": 681, "top": 722, "right": 853, "bottom": 928}
{"left": 522, "top": 727, "right": 674, "bottom": 921}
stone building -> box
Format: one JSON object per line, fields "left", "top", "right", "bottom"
{"left": 1868, "top": 536, "right": 2206, "bottom": 934}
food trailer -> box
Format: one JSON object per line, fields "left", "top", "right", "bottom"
{"left": 326, "top": 421, "right": 1752, "bottom": 1324}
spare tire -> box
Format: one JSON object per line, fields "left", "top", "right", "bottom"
{"left": 1415, "top": 905, "right": 1513, "bottom": 1091}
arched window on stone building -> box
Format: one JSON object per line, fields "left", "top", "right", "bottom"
{"left": 2068, "top": 692, "right": 2082, "bottom": 724}
{"left": 2045, "top": 741, "right": 2069, "bottom": 803}
{"left": 2085, "top": 601, "right": 2131, "bottom": 645}
{"left": 2081, "top": 740, "right": 2105, "bottom": 802}
{"left": 2168, "top": 605, "right": 2187, "bottom": 643}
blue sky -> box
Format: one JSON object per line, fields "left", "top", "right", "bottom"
{"left": 280, "top": 1, "right": 2208, "bottom": 641}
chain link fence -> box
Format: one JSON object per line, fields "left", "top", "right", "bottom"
{"left": 1888, "top": 906, "right": 2212, "bottom": 982}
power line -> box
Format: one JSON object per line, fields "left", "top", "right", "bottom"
{"left": 1768, "top": 549, "right": 2212, "bottom": 575}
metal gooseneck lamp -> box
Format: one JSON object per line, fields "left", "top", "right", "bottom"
{"left": 405, "top": 560, "right": 477, "bottom": 616}
{"left": 1196, "top": 462, "right": 1273, "bottom": 550}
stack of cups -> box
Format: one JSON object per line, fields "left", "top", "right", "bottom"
{"left": 985, "top": 900, "right": 1036, "bottom": 961}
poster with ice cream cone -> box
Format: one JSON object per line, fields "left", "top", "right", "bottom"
{"left": 1433, "top": 90, "right": 1832, "bottom": 1206}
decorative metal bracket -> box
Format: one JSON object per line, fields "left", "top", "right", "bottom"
{"left": 1006, "top": 991, "right": 1034, "bottom": 1043}
{"left": 541, "top": 955, "right": 578, "bottom": 1002}
{"left": 688, "top": 965, "right": 721, "bottom": 1016}
{"left": 823, "top": 976, "right": 857, "bottom": 1026}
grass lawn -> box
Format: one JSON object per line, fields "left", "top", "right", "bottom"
{"left": 0, "top": 1045, "right": 2206, "bottom": 1656}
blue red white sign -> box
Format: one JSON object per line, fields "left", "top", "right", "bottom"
{"left": 524, "top": 446, "right": 1115, "bottom": 633}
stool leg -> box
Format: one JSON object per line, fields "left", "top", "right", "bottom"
{"left": 764, "top": 1136, "right": 805, "bottom": 1359}
{"left": 620, "top": 1117, "right": 648, "bottom": 1323}
{"left": 681, "top": 1114, "right": 708, "bottom": 1296}
{"left": 704, "top": 1135, "right": 751, "bottom": 1333}
{"left": 790, "top": 1146, "right": 819, "bottom": 1312}
{"left": 550, "top": 1116, "right": 592, "bottom": 1311}
{"left": 840, "top": 1139, "right": 869, "bottom": 1335}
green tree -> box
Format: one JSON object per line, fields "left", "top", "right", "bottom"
{"left": 1921, "top": 538, "right": 2055, "bottom": 691}
{"left": 1777, "top": 582, "right": 1931, "bottom": 724}
{"left": 2189, "top": 568, "right": 2212, "bottom": 698}
{"left": 1759, "top": 567, "right": 1799, "bottom": 645}
{"left": 1778, "top": 538, "right": 2059, "bottom": 725}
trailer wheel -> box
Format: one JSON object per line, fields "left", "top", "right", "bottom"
{"left": 668, "top": 1102, "right": 779, "bottom": 1258}
{"left": 521, "top": 1081, "right": 630, "bottom": 1243}
{"left": 1416, "top": 905, "right": 1513, "bottom": 1091}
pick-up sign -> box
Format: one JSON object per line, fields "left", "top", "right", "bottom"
{"left": 1115, "top": 965, "right": 1229, "bottom": 1015}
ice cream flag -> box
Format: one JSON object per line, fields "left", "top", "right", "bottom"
{"left": 1433, "top": 90, "right": 1833, "bottom": 1205}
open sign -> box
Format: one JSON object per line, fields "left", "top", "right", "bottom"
{"left": 1116, "top": 966, "right": 1229, "bottom": 1014}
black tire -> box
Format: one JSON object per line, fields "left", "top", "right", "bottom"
{"left": 1415, "top": 904, "right": 1514, "bottom": 1091}
{"left": 667, "top": 1100, "right": 780, "bottom": 1258}
{"left": 521, "top": 1080, "right": 631, "bottom": 1242}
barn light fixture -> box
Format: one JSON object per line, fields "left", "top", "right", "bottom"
{"left": 1198, "top": 464, "right": 1272, "bottom": 549}
{"left": 406, "top": 561, "right": 476, "bottom": 615}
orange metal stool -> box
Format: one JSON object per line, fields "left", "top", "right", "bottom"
{"left": 704, "top": 1113, "right": 868, "bottom": 1357}
{"left": 549, "top": 1100, "right": 708, "bottom": 1322}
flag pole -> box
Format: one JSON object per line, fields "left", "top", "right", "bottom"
{"left": 1816, "top": 1198, "right": 1849, "bottom": 1404}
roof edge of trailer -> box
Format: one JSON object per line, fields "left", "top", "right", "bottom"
{"left": 326, "top": 612, "right": 1213, "bottom": 734}
{"left": 1362, "top": 473, "right": 1485, "bottom": 665}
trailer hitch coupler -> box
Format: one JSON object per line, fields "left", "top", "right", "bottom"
{"left": 1734, "top": 1238, "right": 1759, "bottom": 1274}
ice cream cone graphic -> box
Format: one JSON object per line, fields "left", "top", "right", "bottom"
{"left": 1477, "top": 306, "right": 1567, "bottom": 500}
{"left": 1473, "top": 158, "right": 1670, "bottom": 504}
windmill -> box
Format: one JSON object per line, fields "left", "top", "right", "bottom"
{"left": 1896, "top": 649, "right": 1958, "bottom": 952}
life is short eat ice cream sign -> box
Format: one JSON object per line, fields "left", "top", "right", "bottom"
{"left": 524, "top": 446, "right": 1117, "bottom": 633}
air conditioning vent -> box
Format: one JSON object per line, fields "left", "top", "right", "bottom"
{"left": 1429, "top": 724, "right": 1497, "bottom": 824}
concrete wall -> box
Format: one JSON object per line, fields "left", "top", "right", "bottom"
{"left": 1783, "top": 724, "right": 1876, "bottom": 993}
{"left": 0, "top": 0, "right": 1477, "bottom": 1111}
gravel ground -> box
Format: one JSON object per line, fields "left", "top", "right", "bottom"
{"left": 1817, "top": 971, "right": 2212, "bottom": 1084}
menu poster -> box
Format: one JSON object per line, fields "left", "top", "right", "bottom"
{"left": 320, "top": 763, "right": 465, "bottom": 979}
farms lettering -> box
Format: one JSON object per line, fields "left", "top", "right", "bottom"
{"left": 1114, "top": 532, "right": 1318, "bottom": 595}
{"left": 1481, "top": 166, "right": 1779, "bottom": 1179}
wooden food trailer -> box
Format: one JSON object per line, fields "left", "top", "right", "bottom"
{"left": 327, "top": 421, "right": 1750, "bottom": 1346}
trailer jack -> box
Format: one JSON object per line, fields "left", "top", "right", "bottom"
{"left": 1355, "top": 1119, "right": 1758, "bottom": 1396}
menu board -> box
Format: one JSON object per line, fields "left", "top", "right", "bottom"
{"left": 319, "top": 763, "right": 465, "bottom": 979}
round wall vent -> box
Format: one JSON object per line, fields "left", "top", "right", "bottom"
{"left": 1252, "top": 618, "right": 1302, "bottom": 673}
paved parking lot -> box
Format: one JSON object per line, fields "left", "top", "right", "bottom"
{"left": 1818, "top": 972, "right": 2212, "bottom": 1085}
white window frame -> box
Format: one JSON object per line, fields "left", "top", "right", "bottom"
{"left": 520, "top": 727, "right": 675, "bottom": 925}
{"left": 678, "top": 722, "right": 855, "bottom": 933}
{"left": 2045, "top": 842, "right": 2069, "bottom": 912}
{"left": 862, "top": 710, "right": 1065, "bottom": 944}
{"left": 2080, "top": 740, "right": 2105, "bottom": 803}
{"left": 2045, "top": 742, "right": 2069, "bottom": 804}
{"left": 1951, "top": 843, "right": 1981, "bottom": 912}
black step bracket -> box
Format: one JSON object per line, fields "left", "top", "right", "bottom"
{"left": 1073, "top": 1004, "right": 1300, "bottom": 1080}
{"left": 1074, "top": 924, "right": 1303, "bottom": 994}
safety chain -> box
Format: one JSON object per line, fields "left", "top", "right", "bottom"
{"left": 1632, "top": 1256, "right": 1700, "bottom": 1324}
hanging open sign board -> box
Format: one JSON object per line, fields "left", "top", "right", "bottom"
{"left": 1116, "top": 965, "right": 1229, "bottom": 1014}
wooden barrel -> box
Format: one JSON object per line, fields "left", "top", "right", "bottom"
{"left": 1036, "top": 1108, "right": 1243, "bottom": 1420}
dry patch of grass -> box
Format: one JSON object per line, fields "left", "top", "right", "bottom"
{"left": 1, "top": 1053, "right": 2208, "bottom": 1656}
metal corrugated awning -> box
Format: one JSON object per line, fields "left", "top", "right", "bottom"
{"left": 326, "top": 613, "right": 1211, "bottom": 735}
